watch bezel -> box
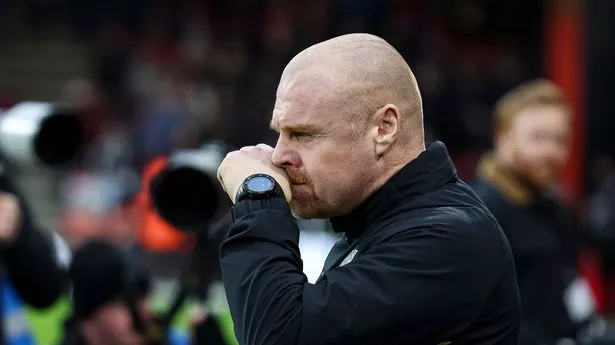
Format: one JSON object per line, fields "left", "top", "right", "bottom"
{"left": 244, "top": 174, "right": 276, "bottom": 194}
{"left": 236, "top": 173, "right": 283, "bottom": 202}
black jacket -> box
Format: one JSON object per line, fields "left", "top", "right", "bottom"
{"left": 219, "top": 141, "right": 521, "bottom": 345}
{"left": 0, "top": 169, "right": 67, "bottom": 342}
{"left": 472, "top": 155, "right": 589, "bottom": 344}
{"left": 59, "top": 318, "right": 86, "bottom": 345}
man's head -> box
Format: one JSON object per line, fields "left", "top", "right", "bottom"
{"left": 70, "top": 239, "right": 152, "bottom": 345}
{"left": 270, "top": 33, "right": 425, "bottom": 218}
{"left": 493, "top": 79, "right": 572, "bottom": 187}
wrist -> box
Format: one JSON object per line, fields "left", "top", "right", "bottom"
{"left": 231, "top": 196, "right": 292, "bottom": 222}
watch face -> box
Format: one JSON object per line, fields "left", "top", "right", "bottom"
{"left": 247, "top": 176, "right": 275, "bottom": 193}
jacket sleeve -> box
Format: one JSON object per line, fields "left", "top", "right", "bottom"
{"left": 0, "top": 173, "right": 67, "bottom": 309}
{"left": 220, "top": 198, "right": 499, "bottom": 345}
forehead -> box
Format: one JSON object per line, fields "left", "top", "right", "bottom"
{"left": 513, "top": 104, "right": 571, "bottom": 131}
{"left": 271, "top": 69, "right": 342, "bottom": 130}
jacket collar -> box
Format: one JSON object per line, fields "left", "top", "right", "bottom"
{"left": 476, "top": 153, "right": 544, "bottom": 207}
{"left": 330, "top": 141, "right": 457, "bottom": 241}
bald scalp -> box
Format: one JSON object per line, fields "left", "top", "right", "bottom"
{"left": 280, "top": 33, "right": 423, "bottom": 142}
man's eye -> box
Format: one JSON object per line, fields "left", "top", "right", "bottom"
{"left": 293, "top": 132, "right": 312, "bottom": 140}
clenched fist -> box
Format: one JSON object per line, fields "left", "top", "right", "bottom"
{"left": 217, "top": 144, "right": 292, "bottom": 203}
{"left": 0, "top": 193, "right": 21, "bottom": 245}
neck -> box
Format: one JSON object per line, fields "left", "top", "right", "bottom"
{"left": 365, "top": 144, "right": 425, "bottom": 201}
{"left": 493, "top": 149, "right": 540, "bottom": 187}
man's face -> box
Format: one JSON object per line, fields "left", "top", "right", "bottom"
{"left": 83, "top": 298, "right": 151, "bottom": 345}
{"left": 502, "top": 104, "right": 571, "bottom": 186}
{"left": 271, "top": 70, "right": 377, "bottom": 218}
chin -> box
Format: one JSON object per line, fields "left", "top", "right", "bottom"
{"left": 290, "top": 206, "right": 319, "bottom": 220}
{"left": 528, "top": 171, "right": 558, "bottom": 187}
{"left": 290, "top": 201, "right": 329, "bottom": 220}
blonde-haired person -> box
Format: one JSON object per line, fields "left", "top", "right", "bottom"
{"left": 472, "top": 79, "right": 615, "bottom": 345}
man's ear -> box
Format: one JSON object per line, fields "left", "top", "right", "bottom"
{"left": 373, "top": 104, "right": 400, "bottom": 157}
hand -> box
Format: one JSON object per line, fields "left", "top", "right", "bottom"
{"left": 217, "top": 144, "right": 292, "bottom": 203}
{"left": 0, "top": 193, "right": 21, "bottom": 245}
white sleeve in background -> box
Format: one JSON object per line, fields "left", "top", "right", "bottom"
{"left": 51, "top": 231, "right": 72, "bottom": 269}
{"left": 297, "top": 219, "right": 338, "bottom": 284}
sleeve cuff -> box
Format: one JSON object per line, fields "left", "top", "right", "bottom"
{"left": 231, "top": 196, "right": 292, "bottom": 222}
{"left": 227, "top": 196, "right": 300, "bottom": 246}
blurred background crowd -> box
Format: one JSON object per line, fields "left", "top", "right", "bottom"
{"left": 0, "top": 0, "right": 614, "bottom": 344}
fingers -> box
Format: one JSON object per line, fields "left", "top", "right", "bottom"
{"left": 238, "top": 144, "right": 273, "bottom": 153}
{"left": 217, "top": 144, "right": 280, "bottom": 203}
{"left": 217, "top": 159, "right": 228, "bottom": 193}
{"left": 216, "top": 162, "right": 224, "bottom": 184}
{"left": 256, "top": 143, "right": 273, "bottom": 151}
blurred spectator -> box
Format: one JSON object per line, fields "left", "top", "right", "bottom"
{"left": 0, "top": 171, "right": 67, "bottom": 344}
{"left": 92, "top": 22, "right": 136, "bottom": 123}
{"left": 133, "top": 76, "right": 188, "bottom": 169}
{"left": 58, "top": 171, "right": 136, "bottom": 249}
{"left": 472, "top": 80, "right": 614, "bottom": 345}
{"left": 61, "top": 78, "right": 107, "bottom": 143}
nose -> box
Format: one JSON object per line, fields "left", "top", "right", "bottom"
{"left": 272, "top": 136, "right": 298, "bottom": 168}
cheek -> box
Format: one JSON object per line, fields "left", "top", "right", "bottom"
{"left": 303, "top": 146, "right": 350, "bottom": 187}
{"left": 101, "top": 308, "right": 135, "bottom": 333}
{"left": 515, "top": 142, "right": 537, "bottom": 160}
{"left": 514, "top": 135, "right": 541, "bottom": 160}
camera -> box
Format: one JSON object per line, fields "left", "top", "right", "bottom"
{"left": 0, "top": 101, "right": 84, "bottom": 168}
{"left": 149, "top": 141, "right": 230, "bottom": 232}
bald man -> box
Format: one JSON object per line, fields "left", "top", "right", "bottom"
{"left": 217, "top": 34, "right": 521, "bottom": 345}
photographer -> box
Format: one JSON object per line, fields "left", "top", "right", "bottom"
{"left": 61, "top": 238, "right": 226, "bottom": 345}
{"left": 0, "top": 169, "right": 67, "bottom": 343}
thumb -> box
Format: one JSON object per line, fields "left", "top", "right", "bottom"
{"left": 216, "top": 165, "right": 226, "bottom": 191}
{"left": 255, "top": 143, "right": 274, "bottom": 151}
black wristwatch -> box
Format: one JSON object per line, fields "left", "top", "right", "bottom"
{"left": 235, "top": 173, "right": 285, "bottom": 203}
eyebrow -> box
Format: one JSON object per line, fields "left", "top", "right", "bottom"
{"left": 270, "top": 122, "right": 322, "bottom": 133}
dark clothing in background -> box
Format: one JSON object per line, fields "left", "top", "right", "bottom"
{"left": 0, "top": 167, "right": 67, "bottom": 342}
{"left": 472, "top": 155, "right": 590, "bottom": 345}
{"left": 220, "top": 141, "right": 520, "bottom": 345}
{"left": 59, "top": 318, "right": 86, "bottom": 345}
